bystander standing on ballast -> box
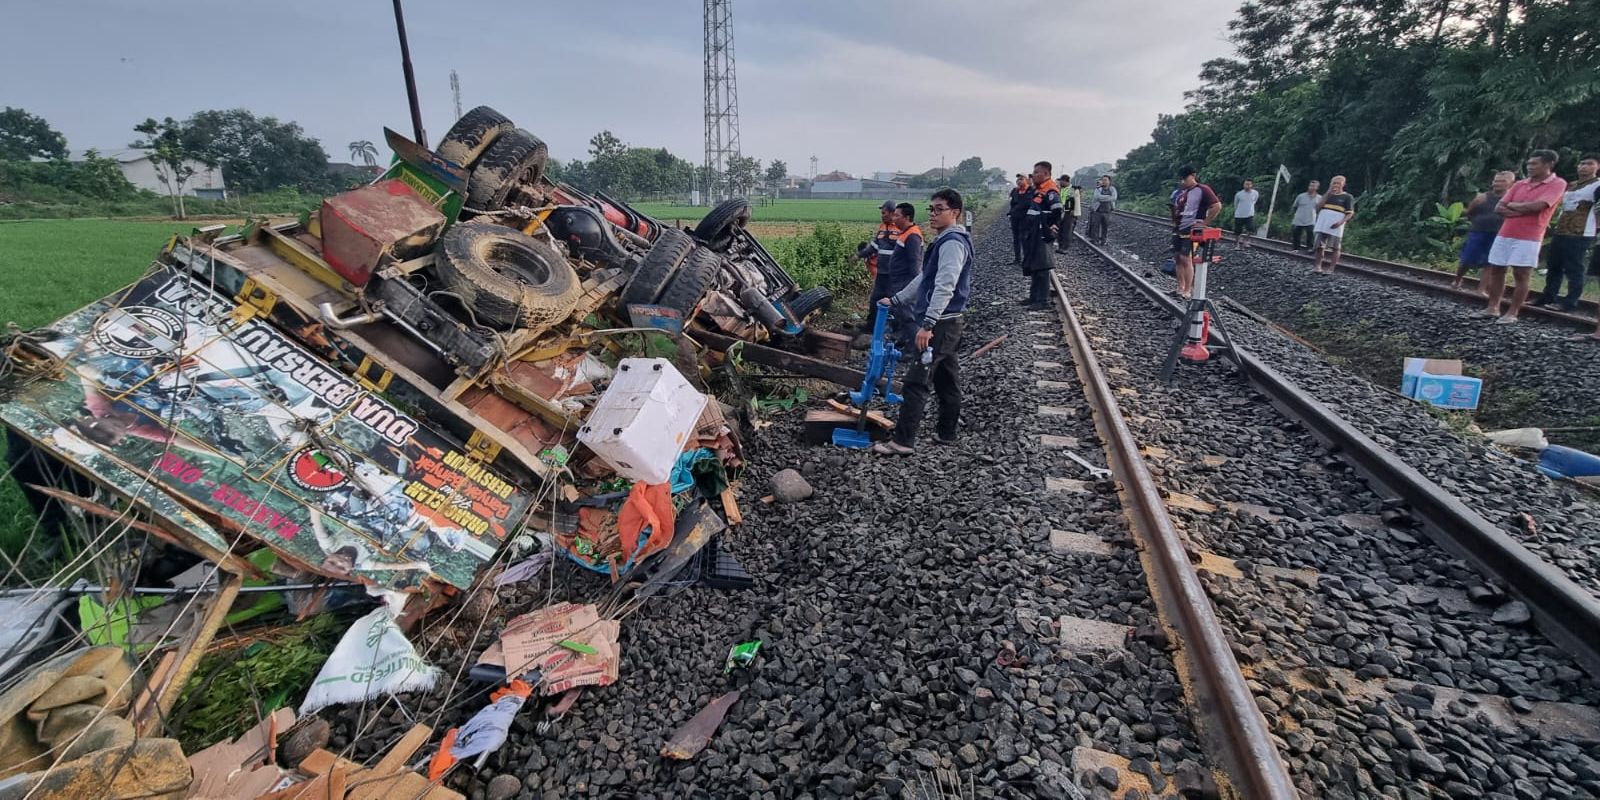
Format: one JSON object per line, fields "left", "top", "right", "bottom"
{"left": 1473, "top": 150, "right": 1567, "bottom": 324}
{"left": 1232, "top": 178, "right": 1260, "bottom": 247}
{"left": 1169, "top": 166, "right": 1220, "bottom": 298}
{"left": 1531, "top": 153, "right": 1598, "bottom": 312}
{"left": 1455, "top": 171, "right": 1514, "bottom": 290}
{"left": 1311, "top": 176, "right": 1355, "bottom": 275}
{"left": 1289, "top": 180, "right": 1321, "bottom": 251}
{"left": 1088, "top": 175, "right": 1117, "bottom": 246}
{"left": 873, "top": 188, "right": 973, "bottom": 455}
{"left": 1019, "top": 161, "right": 1065, "bottom": 308}
{"left": 855, "top": 201, "right": 899, "bottom": 331}
{"left": 1007, "top": 175, "right": 1031, "bottom": 264}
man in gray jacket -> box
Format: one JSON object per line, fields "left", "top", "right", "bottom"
{"left": 1088, "top": 175, "right": 1117, "bottom": 246}
{"left": 1290, "top": 180, "right": 1322, "bottom": 250}
{"left": 873, "top": 188, "right": 973, "bottom": 454}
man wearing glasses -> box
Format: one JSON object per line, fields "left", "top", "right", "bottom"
{"left": 873, "top": 188, "right": 973, "bottom": 454}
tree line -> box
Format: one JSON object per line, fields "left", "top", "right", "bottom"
{"left": 1113, "top": 0, "right": 1600, "bottom": 254}
{"left": 0, "top": 106, "right": 363, "bottom": 218}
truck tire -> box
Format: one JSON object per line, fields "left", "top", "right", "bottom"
{"left": 656, "top": 247, "right": 721, "bottom": 317}
{"left": 437, "top": 106, "right": 514, "bottom": 169}
{"left": 786, "top": 286, "right": 833, "bottom": 321}
{"left": 621, "top": 228, "right": 693, "bottom": 307}
{"left": 466, "top": 128, "right": 547, "bottom": 211}
{"left": 437, "top": 221, "right": 581, "bottom": 331}
{"left": 691, "top": 198, "right": 752, "bottom": 251}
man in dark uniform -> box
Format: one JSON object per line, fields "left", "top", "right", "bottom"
{"left": 1007, "top": 175, "right": 1031, "bottom": 264}
{"left": 857, "top": 200, "right": 899, "bottom": 330}
{"left": 1020, "top": 161, "right": 1065, "bottom": 308}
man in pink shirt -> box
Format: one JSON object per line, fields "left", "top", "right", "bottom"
{"left": 1475, "top": 149, "right": 1568, "bottom": 323}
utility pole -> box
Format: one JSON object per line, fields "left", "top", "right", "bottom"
{"left": 809, "top": 155, "right": 818, "bottom": 180}
{"left": 703, "top": 0, "right": 742, "bottom": 205}
{"left": 450, "top": 70, "right": 462, "bottom": 121}
{"left": 390, "top": 0, "right": 426, "bottom": 147}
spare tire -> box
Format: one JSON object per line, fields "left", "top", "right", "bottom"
{"left": 466, "top": 128, "right": 548, "bottom": 211}
{"left": 786, "top": 286, "right": 833, "bottom": 321}
{"left": 691, "top": 198, "right": 752, "bottom": 251}
{"left": 437, "top": 221, "right": 581, "bottom": 331}
{"left": 621, "top": 228, "right": 694, "bottom": 307}
{"left": 656, "top": 247, "right": 722, "bottom": 317}
{"left": 437, "top": 106, "right": 514, "bottom": 169}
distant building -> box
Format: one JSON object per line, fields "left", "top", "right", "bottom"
{"left": 100, "top": 149, "right": 227, "bottom": 200}
{"left": 814, "top": 170, "right": 854, "bottom": 183}
{"left": 812, "top": 177, "right": 905, "bottom": 195}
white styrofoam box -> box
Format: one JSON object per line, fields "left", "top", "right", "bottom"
{"left": 577, "top": 358, "right": 708, "bottom": 484}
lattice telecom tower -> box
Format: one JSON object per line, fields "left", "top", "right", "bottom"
{"left": 703, "top": 0, "right": 741, "bottom": 203}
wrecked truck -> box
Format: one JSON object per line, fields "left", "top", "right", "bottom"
{"left": 0, "top": 106, "right": 848, "bottom": 731}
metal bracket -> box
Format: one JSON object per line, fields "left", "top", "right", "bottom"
{"left": 231, "top": 278, "right": 278, "bottom": 323}
{"left": 354, "top": 355, "right": 394, "bottom": 392}
{"left": 465, "top": 430, "right": 503, "bottom": 462}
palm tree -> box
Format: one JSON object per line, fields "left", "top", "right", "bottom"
{"left": 348, "top": 140, "right": 379, "bottom": 170}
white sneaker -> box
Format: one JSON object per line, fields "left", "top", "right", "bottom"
{"left": 1495, "top": 315, "right": 1519, "bottom": 325}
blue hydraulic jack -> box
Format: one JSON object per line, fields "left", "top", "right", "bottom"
{"left": 833, "top": 304, "right": 904, "bottom": 448}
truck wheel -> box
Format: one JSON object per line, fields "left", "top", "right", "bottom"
{"left": 621, "top": 228, "right": 693, "bottom": 307}
{"left": 466, "top": 128, "right": 547, "bottom": 211}
{"left": 437, "top": 106, "right": 514, "bottom": 169}
{"left": 786, "top": 286, "right": 833, "bottom": 321}
{"left": 656, "top": 247, "right": 721, "bottom": 317}
{"left": 437, "top": 221, "right": 580, "bottom": 331}
{"left": 691, "top": 198, "right": 751, "bottom": 251}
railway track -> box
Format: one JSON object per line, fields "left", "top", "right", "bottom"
{"left": 1112, "top": 210, "right": 1598, "bottom": 329}
{"left": 1042, "top": 231, "right": 1600, "bottom": 798}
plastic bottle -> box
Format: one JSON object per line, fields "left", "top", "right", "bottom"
{"left": 921, "top": 347, "right": 934, "bottom": 365}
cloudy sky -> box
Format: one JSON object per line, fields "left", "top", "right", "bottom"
{"left": 3, "top": 0, "right": 1238, "bottom": 179}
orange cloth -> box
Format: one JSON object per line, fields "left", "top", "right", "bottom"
{"left": 618, "top": 482, "right": 676, "bottom": 561}
{"left": 427, "top": 728, "right": 459, "bottom": 780}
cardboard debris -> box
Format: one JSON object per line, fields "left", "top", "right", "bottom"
{"left": 187, "top": 707, "right": 296, "bottom": 799}
{"left": 494, "top": 602, "right": 621, "bottom": 695}
{"left": 1400, "top": 357, "right": 1482, "bottom": 410}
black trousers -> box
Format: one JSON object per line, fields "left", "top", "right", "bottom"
{"left": 1291, "top": 225, "right": 1314, "bottom": 250}
{"left": 1539, "top": 234, "right": 1594, "bottom": 307}
{"left": 1026, "top": 269, "right": 1052, "bottom": 304}
{"left": 895, "top": 316, "right": 965, "bottom": 445}
{"left": 1088, "top": 210, "right": 1111, "bottom": 244}
{"left": 1056, "top": 216, "right": 1078, "bottom": 250}
{"left": 1011, "top": 218, "right": 1026, "bottom": 262}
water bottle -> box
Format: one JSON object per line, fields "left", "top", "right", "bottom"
{"left": 921, "top": 347, "right": 934, "bottom": 366}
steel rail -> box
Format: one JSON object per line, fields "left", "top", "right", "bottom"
{"left": 1074, "top": 232, "right": 1600, "bottom": 680}
{"left": 1112, "top": 210, "right": 1597, "bottom": 328}
{"left": 1046, "top": 271, "right": 1301, "bottom": 800}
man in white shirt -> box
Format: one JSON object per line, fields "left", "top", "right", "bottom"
{"left": 1231, "top": 179, "right": 1260, "bottom": 246}
{"left": 1290, "top": 180, "right": 1322, "bottom": 251}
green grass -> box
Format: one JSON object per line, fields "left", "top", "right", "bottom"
{"left": 0, "top": 219, "right": 202, "bottom": 328}
{"left": 630, "top": 198, "right": 890, "bottom": 225}
{"left": 0, "top": 219, "right": 198, "bottom": 561}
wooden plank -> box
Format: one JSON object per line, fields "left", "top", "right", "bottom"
{"left": 374, "top": 725, "right": 432, "bottom": 776}
{"left": 825, "top": 399, "right": 894, "bottom": 430}
{"left": 137, "top": 574, "right": 244, "bottom": 737}
{"left": 721, "top": 488, "right": 743, "bottom": 526}
{"left": 693, "top": 329, "right": 869, "bottom": 390}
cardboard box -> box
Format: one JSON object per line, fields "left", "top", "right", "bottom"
{"left": 1400, "top": 358, "right": 1481, "bottom": 410}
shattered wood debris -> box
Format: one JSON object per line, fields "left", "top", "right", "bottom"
{"left": 0, "top": 105, "right": 879, "bottom": 795}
